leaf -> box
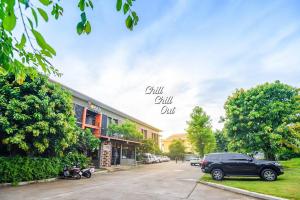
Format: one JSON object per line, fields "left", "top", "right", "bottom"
{"left": 31, "top": 29, "right": 56, "bottom": 56}
{"left": 116, "top": 0, "right": 122, "bottom": 11}
{"left": 132, "top": 11, "right": 139, "bottom": 25}
{"left": 37, "top": 8, "right": 49, "bottom": 22}
{"left": 80, "top": 12, "right": 87, "bottom": 23}
{"left": 27, "top": 17, "right": 34, "bottom": 29}
{"left": 85, "top": 21, "right": 91, "bottom": 34}
{"left": 123, "top": 3, "right": 129, "bottom": 14}
{"left": 88, "top": 0, "right": 94, "bottom": 9}
{"left": 39, "top": 0, "right": 51, "bottom": 6}
{"left": 76, "top": 22, "right": 84, "bottom": 35}
{"left": 127, "top": 0, "right": 132, "bottom": 6}
{"left": 16, "top": 34, "right": 27, "bottom": 50}
{"left": 78, "top": 0, "right": 85, "bottom": 11}
{"left": 31, "top": 8, "right": 38, "bottom": 27}
{"left": 125, "top": 15, "right": 133, "bottom": 30}
{"left": 3, "top": 13, "right": 17, "bottom": 31}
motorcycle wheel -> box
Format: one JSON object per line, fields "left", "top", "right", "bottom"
{"left": 84, "top": 171, "right": 91, "bottom": 178}
{"left": 75, "top": 174, "right": 82, "bottom": 180}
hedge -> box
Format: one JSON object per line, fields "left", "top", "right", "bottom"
{"left": 0, "top": 153, "right": 91, "bottom": 184}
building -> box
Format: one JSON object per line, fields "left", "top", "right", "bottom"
{"left": 56, "top": 81, "right": 161, "bottom": 168}
{"left": 162, "top": 133, "right": 195, "bottom": 153}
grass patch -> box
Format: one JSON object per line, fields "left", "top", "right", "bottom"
{"left": 201, "top": 158, "right": 300, "bottom": 200}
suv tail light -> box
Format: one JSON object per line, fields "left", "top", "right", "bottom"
{"left": 202, "top": 159, "right": 208, "bottom": 167}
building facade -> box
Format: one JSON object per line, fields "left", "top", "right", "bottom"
{"left": 162, "top": 133, "right": 195, "bottom": 153}
{"left": 58, "top": 82, "right": 161, "bottom": 168}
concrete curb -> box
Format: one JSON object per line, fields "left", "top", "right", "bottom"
{"left": 198, "top": 180, "right": 288, "bottom": 200}
{"left": 0, "top": 177, "right": 58, "bottom": 187}
{"left": 0, "top": 170, "right": 109, "bottom": 187}
{"left": 94, "top": 170, "right": 108, "bottom": 174}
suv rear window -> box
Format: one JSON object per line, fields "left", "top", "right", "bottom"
{"left": 204, "top": 154, "right": 221, "bottom": 161}
{"left": 219, "top": 153, "right": 250, "bottom": 161}
{"left": 204, "top": 153, "right": 251, "bottom": 161}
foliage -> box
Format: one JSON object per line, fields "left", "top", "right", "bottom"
{"left": 214, "top": 129, "right": 229, "bottom": 152}
{"left": 201, "top": 158, "right": 300, "bottom": 200}
{"left": 168, "top": 139, "right": 185, "bottom": 159}
{"left": 0, "top": 0, "right": 139, "bottom": 83}
{"left": 139, "top": 138, "right": 161, "bottom": 155}
{"left": 186, "top": 106, "right": 216, "bottom": 157}
{"left": 0, "top": 74, "right": 78, "bottom": 157}
{"left": 69, "top": 127, "right": 100, "bottom": 156}
{"left": 107, "top": 119, "right": 143, "bottom": 141}
{"left": 224, "top": 81, "right": 300, "bottom": 160}
{"left": 0, "top": 156, "right": 61, "bottom": 184}
{"left": 0, "top": 153, "right": 91, "bottom": 184}
{"left": 60, "top": 152, "right": 91, "bottom": 169}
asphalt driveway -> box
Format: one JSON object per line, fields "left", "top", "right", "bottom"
{"left": 0, "top": 161, "right": 256, "bottom": 200}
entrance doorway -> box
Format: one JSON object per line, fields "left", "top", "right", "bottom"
{"left": 111, "top": 146, "right": 121, "bottom": 165}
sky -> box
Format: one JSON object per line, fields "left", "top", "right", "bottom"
{"left": 33, "top": 0, "right": 300, "bottom": 138}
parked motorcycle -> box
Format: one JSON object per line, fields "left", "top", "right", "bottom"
{"left": 63, "top": 165, "right": 82, "bottom": 179}
{"left": 81, "top": 167, "right": 94, "bottom": 178}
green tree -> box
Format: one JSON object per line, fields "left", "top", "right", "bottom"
{"left": 70, "top": 127, "right": 100, "bottom": 156}
{"left": 168, "top": 139, "right": 185, "bottom": 160}
{"left": 0, "top": 0, "right": 139, "bottom": 83}
{"left": 224, "top": 81, "right": 300, "bottom": 160}
{"left": 214, "top": 129, "right": 229, "bottom": 152}
{"left": 107, "top": 119, "right": 143, "bottom": 141}
{"left": 0, "top": 74, "right": 78, "bottom": 157}
{"left": 139, "top": 138, "right": 161, "bottom": 154}
{"left": 186, "top": 106, "right": 216, "bottom": 157}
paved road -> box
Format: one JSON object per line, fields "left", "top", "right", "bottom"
{"left": 0, "top": 161, "right": 256, "bottom": 200}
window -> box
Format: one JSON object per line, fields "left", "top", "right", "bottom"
{"left": 141, "top": 129, "right": 147, "bottom": 139}
{"left": 233, "top": 154, "right": 251, "bottom": 160}
{"left": 74, "top": 104, "right": 84, "bottom": 123}
{"left": 86, "top": 110, "right": 97, "bottom": 125}
{"left": 108, "top": 117, "right": 112, "bottom": 125}
{"left": 114, "top": 119, "right": 119, "bottom": 124}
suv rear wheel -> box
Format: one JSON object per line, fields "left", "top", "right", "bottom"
{"left": 211, "top": 169, "right": 224, "bottom": 181}
{"left": 261, "top": 169, "right": 277, "bottom": 181}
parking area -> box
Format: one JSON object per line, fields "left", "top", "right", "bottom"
{"left": 0, "top": 162, "right": 256, "bottom": 200}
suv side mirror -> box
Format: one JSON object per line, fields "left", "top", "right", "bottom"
{"left": 247, "top": 158, "right": 253, "bottom": 162}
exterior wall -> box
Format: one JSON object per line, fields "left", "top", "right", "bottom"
{"left": 138, "top": 124, "right": 160, "bottom": 146}
{"left": 72, "top": 95, "right": 161, "bottom": 144}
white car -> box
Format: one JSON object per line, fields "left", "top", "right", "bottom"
{"left": 190, "top": 158, "right": 201, "bottom": 166}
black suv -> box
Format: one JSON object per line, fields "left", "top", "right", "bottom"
{"left": 201, "top": 153, "right": 284, "bottom": 181}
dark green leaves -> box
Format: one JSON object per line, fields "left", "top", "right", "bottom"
{"left": 81, "top": 12, "right": 87, "bottom": 23}
{"left": 126, "top": 15, "right": 133, "bottom": 30}
{"left": 16, "top": 34, "right": 27, "bottom": 50}
{"left": 115, "top": 0, "right": 139, "bottom": 31}
{"left": 32, "top": 29, "right": 56, "bottom": 56}
{"left": 77, "top": 12, "right": 91, "bottom": 35}
{"left": 51, "top": 3, "right": 64, "bottom": 19}
{"left": 78, "top": 0, "right": 85, "bottom": 11}
{"left": 116, "top": 0, "right": 122, "bottom": 11}
{"left": 39, "top": 0, "right": 52, "bottom": 6}
{"left": 37, "top": 8, "right": 48, "bottom": 22}
{"left": 3, "top": 13, "right": 16, "bottom": 31}
{"left": 123, "top": 3, "right": 129, "bottom": 14}
{"left": 76, "top": 22, "right": 84, "bottom": 35}
{"left": 31, "top": 8, "right": 38, "bottom": 27}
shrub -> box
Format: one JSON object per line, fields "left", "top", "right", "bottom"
{"left": 61, "top": 152, "right": 91, "bottom": 168}
{"left": 0, "top": 154, "right": 91, "bottom": 184}
{"left": 0, "top": 156, "right": 61, "bottom": 184}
